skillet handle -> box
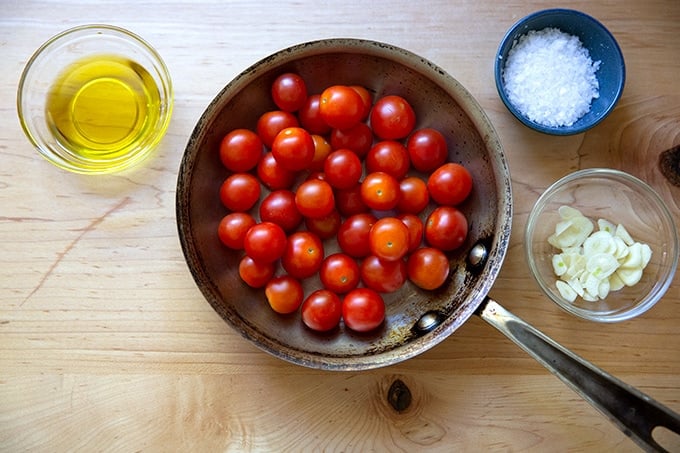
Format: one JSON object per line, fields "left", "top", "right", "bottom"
{"left": 478, "top": 297, "right": 680, "bottom": 452}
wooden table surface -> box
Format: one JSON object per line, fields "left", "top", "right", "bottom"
{"left": 2, "top": 1, "right": 679, "bottom": 451}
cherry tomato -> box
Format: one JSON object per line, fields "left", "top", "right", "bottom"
{"left": 238, "top": 255, "right": 275, "bottom": 288}
{"left": 305, "top": 209, "right": 341, "bottom": 240}
{"left": 324, "top": 149, "right": 362, "bottom": 190}
{"left": 219, "top": 129, "right": 263, "bottom": 173}
{"left": 365, "top": 140, "right": 410, "bottom": 180}
{"left": 271, "top": 73, "right": 307, "bottom": 112}
{"left": 259, "top": 190, "right": 302, "bottom": 232}
{"left": 425, "top": 206, "right": 468, "bottom": 251}
{"left": 397, "top": 176, "right": 429, "bottom": 214}
{"left": 257, "top": 151, "right": 297, "bottom": 190}
{"left": 342, "top": 288, "right": 385, "bottom": 332}
{"left": 295, "top": 179, "right": 335, "bottom": 219}
{"left": 335, "top": 184, "right": 369, "bottom": 217}
{"left": 301, "top": 289, "right": 342, "bottom": 332}
{"left": 350, "top": 85, "right": 373, "bottom": 120}
{"left": 329, "top": 122, "right": 373, "bottom": 158}
{"left": 319, "top": 85, "right": 365, "bottom": 130}
{"left": 369, "top": 217, "right": 410, "bottom": 262}
{"left": 282, "top": 231, "right": 324, "bottom": 279}
{"left": 217, "top": 212, "right": 256, "bottom": 250}
{"left": 337, "top": 213, "right": 377, "bottom": 258}
{"left": 219, "top": 173, "right": 261, "bottom": 212}
{"left": 299, "top": 94, "right": 332, "bottom": 135}
{"left": 360, "top": 255, "right": 407, "bottom": 293}
{"left": 398, "top": 213, "right": 424, "bottom": 253}
{"left": 319, "top": 253, "right": 360, "bottom": 294}
{"left": 265, "top": 275, "right": 304, "bottom": 314}
{"left": 256, "top": 110, "right": 299, "bottom": 148}
{"left": 407, "top": 247, "right": 450, "bottom": 290}
{"left": 427, "top": 163, "right": 473, "bottom": 206}
{"left": 271, "top": 127, "right": 315, "bottom": 171}
{"left": 370, "top": 95, "right": 416, "bottom": 140}
{"left": 244, "top": 221, "right": 287, "bottom": 263}
{"left": 406, "top": 128, "right": 448, "bottom": 172}
{"left": 309, "top": 134, "right": 333, "bottom": 172}
{"left": 360, "top": 172, "right": 400, "bottom": 211}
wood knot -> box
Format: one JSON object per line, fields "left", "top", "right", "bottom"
{"left": 387, "top": 379, "right": 412, "bottom": 412}
{"left": 659, "top": 145, "right": 680, "bottom": 187}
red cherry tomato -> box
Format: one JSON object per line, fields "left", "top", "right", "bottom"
{"left": 324, "top": 149, "right": 363, "bottom": 190}
{"left": 365, "top": 140, "right": 410, "bottom": 180}
{"left": 299, "top": 94, "right": 332, "bottom": 135}
{"left": 259, "top": 190, "right": 302, "bottom": 232}
{"left": 238, "top": 255, "right": 275, "bottom": 288}
{"left": 397, "top": 176, "right": 429, "bottom": 214}
{"left": 398, "top": 213, "right": 424, "bottom": 253}
{"left": 360, "top": 255, "right": 407, "bottom": 293}
{"left": 369, "top": 217, "right": 410, "bottom": 262}
{"left": 281, "top": 231, "right": 324, "bottom": 279}
{"left": 342, "top": 288, "right": 385, "bottom": 332}
{"left": 319, "top": 253, "right": 360, "bottom": 294}
{"left": 407, "top": 247, "right": 450, "bottom": 290}
{"left": 271, "top": 73, "right": 307, "bottom": 112}
{"left": 305, "top": 209, "right": 342, "bottom": 240}
{"left": 295, "top": 179, "right": 335, "bottom": 219}
{"left": 217, "top": 212, "right": 256, "bottom": 250}
{"left": 257, "top": 151, "right": 297, "bottom": 190}
{"left": 309, "top": 134, "right": 333, "bottom": 172}
{"left": 337, "top": 213, "right": 377, "bottom": 258}
{"left": 265, "top": 275, "right": 304, "bottom": 314}
{"left": 256, "top": 110, "right": 299, "bottom": 148}
{"left": 219, "top": 173, "right": 261, "bottom": 212}
{"left": 406, "top": 128, "right": 448, "bottom": 172}
{"left": 243, "top": 222, "right": 287, "bottom": 263}
{"left": 370, "top": 95, "right": 416, "bottom": 140}
{"left": 425, "top": 206, "right": 468, "bottom": 251}
{"left": 301, "top": 289, "right": 343, "bottom": 332}
{"left": 335, "top": 184, "right": 369, "bottom": 217}
{"left": 219, "top": 129, "right": 263, "bottom": 173}
{"left": 319, "top": 85, "right": 365, "bottom": 130}
{"left": 360, "top": 172, "right": 400, "bottom": 211}
{"left": 330, "top": 122, "right": 373, "bottom": 158}
{"left": 427, "top": 163, "right": 473, "bottom": 206}
{"left": 271, "top": 127, "right": 315, "bottom": 171}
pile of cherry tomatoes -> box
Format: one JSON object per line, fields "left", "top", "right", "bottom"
{"left": 217, "top": 73, "right": 473, "bottom": 334}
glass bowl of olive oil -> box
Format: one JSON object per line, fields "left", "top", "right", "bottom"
{"left": 17, "top": 24, "right": 173, "bottom": 174}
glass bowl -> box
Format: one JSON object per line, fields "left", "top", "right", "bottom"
{"left": 525, "top": 168, "right": 678, "bottom": 322}
{"left": 17, "top": 24, "right": 173, "bottom": 174}
{"left": 495, "top": 9, "right": 625, "bottom": 135}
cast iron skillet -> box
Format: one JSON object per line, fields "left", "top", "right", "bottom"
{"left": 176, "top": 39, "right": 680, "bottom": 451}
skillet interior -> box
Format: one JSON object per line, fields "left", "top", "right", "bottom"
{"left": 176, "top": 39, "right": 513, "bottom": 370}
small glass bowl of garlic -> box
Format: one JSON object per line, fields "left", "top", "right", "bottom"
{"left": 525, "top": 168, "right": 678, "bottom": 322}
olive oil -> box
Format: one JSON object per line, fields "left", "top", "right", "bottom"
{"left": 45, "top": 54, "right": 161, "bottom": 169}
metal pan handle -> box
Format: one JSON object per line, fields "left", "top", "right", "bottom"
{"left": 478, "top": 297, "right": 680, "bottom": 452}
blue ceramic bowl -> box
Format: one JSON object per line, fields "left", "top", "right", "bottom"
{"left": 495, "top": 9, "right": 625, "bottom": 135}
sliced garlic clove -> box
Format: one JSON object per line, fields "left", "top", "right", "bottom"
{"left": 552, "top": 254, "right": 568, "bottom": 276}
{"left": 619, "top": 242, "right": 643, "bottom": 269}
{"left": 583, "top": 230, "right": 616, "bottom": 255}
{"left": 615, "top": 223, "right": 634, "bottom": 246}
{"left": 586, "top": 252, "right": 619, "bottom": 280}
{"left": 597, "top": 218, "right": 616, "bottom": 234}
{"left": 616, "top": 267, "right": 643, "bottom": 286}
{"left": 609, "top": 272, "right": 625, "bottom": 292}
{"left": 556, "top": 280, "right": 578, "bottom": 302}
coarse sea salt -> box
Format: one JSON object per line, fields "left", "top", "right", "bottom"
{"left": 502, "top": 27, "right": 601, "bottom": 127}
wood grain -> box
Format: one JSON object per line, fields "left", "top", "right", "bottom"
{"left": 1, "top": 1, "right": 679, "bottom": 451}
